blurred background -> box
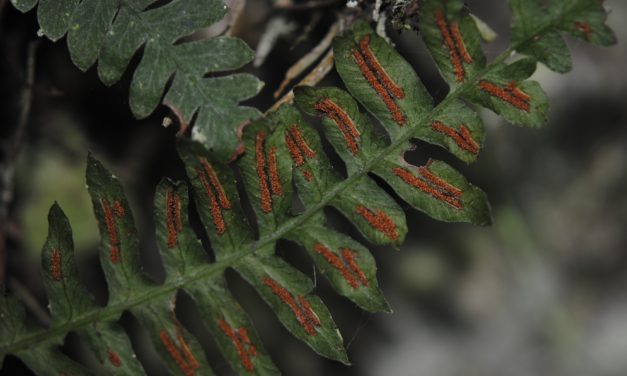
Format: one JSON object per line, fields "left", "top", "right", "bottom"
{"left": 1, "top": 0, "right": 626, "bottom": 375}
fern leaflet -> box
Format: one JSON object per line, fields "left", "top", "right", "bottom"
{"left": 0, "top": 0, "right": 616, "bottom": 375}
{"left": 10, "top": 0, "right": 263, "bottom": 159}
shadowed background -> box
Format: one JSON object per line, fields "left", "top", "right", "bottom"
{"left": 1, "top": 0, "right": 626, "bottom": 375}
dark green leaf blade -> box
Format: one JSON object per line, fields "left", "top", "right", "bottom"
{"left": 288, "top": 224, "right": 391, "bottom": 313}
{"left": 188, "top": 279, "right": 281, "bottom": 375}
{"left": 19, "top": 346, "right": 94, "bottom": 376}
{"left": 86, "top": 154, "right": 145, "bottom": 297}
{"left": 12, "top": 0, "right": 263, "bottom": 160}
{"left": 332, "top": 176, "right": 408, "bottom": 246}
{"left": 82, "top": 321, "right": 146, "bottom": 374}
{"left": 154, "top": 179, "right": 208, "bottom": 278}
{"left": 463, "top": 59, "right": 549, "bottom": 128}
{"left": 0, "top": 297, "right": 91, "bottom": 375}
{"left": 295, "top": 86, "right": 485, "bottom": 165}
{"left": 66, "top": 0, "right": 118, "bottom": 71}
{"left": 334, "top": 21, "right": 433, "bottom": 142}
{"left": 0, "top": 295, "right": 33, "bottom": 359}
{"left": 294, "top": 86, "right": 387, "bottom": 172}
{"left": 272, "top": 105, "right": 407, "bottom": 246}
{"left": 41, "top": 203, "right": 93, "bottom": 322}
{"left": 36, "top": 0, "right": 79, "bottom": 41}
{"left": 238, "top": 113, "right": 295, "bottom": 237}
{"left": 373, "top": 156, "right": 492, "bottom": 225}
{"left": 134, "top": 296, "right": 215, "bottom": 376}
{"left": 550, "top": 0, "right": 617, "bottom": 46}
{"left": 9, "top": 0, "right": 37, "bottom": 12}
{"left": 510, "top": 0, "right": 572, "bottom": 73}
{"left": 177, "top": 139, "right": 255, "bottom": 258}
{"left": 236, "top": 255, "right": 349, "bottom": 365}
{"left": 418, "top": 0, "right": 487, "bottom": 85}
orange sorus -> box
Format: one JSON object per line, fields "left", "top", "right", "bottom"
{"left": 267, "top": 146, "right": 283, "bottom": 196}
{"left": 166, "top": 187, "right": 183, "bottom": 248}
{"left": 315, "top": 98, "right": 360, "bottom": 155}
{"left": 358, "top": 34, "right": 405, "bottom": 99}
{"left": 352, "top": 48, "right": 406, "bottom": 126}
{"left": 450, "top": 21, "right": 473, "bottom": 64}
{"left": 263, "top": 277, "right": 320, "bottom": 335}
{"left": 107, "top": 349, "right": 122, "bottom": 368}
{"left": 199, "top": 158, "right": 231, "bottom": 209}
{"left": 431, "top": 121, "right": 479, "bottom": 155}
{"left": 355, "top": 205, "right": 399, "bottom": 241}
{"left": 197, "top": 168, "right": 227, "bottom": 235}
{"left": 101, "top": 199, "right": 121, "bottom": 264}
{"left": 314, "top": 243, "right": 358, "bottom": 289}
{"left": 505, "top": 81, "right": 531, "bottom": 102}
{"left": 217, "top": 319, "right": 256, "bottom": 372}
{"left": 434, "top": 9, "right": 466, "bottom": 82}
{"left": 256, "top": 131, "right": 273, "bottom": 213}
{"left": 418, "top": 165, "right": 463, "bottom": 197}
{"left": 51, "top": 249, "right": 62, "bottom": 281}
{"left": 575, "top": 21, "right": 593, "bottom": 39}
{"left": 159, "top": 330, "right": 200, "bottom": 376}
{"left": 285, "top": 125, "right": 316, "bottom": 182}
{"left": 342, "top": 248, "right": 368, "bottom": 286}
{"left": 478, "top": 80, "right": 530, "bottom": 111}
{"left": 392, "top": 167, "right": 463, "bottom": 209}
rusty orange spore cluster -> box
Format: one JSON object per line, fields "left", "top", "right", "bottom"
{"left": 166, "top": 188, "right": 183, "bottom": 249}
{"left": 50, "top": 249, "right": 62, "bottom": 281}
{"left": 159, "top": 330, "right": 200, "bottom": 376}
{"left": 284, "top": 125, "right": 315, "bottom": 182}
{"left": 434, "top": 9, "right": 473, "bottom": 82}
{"left": 262, "top": 277, "right": 320, "bottom": 335}
{"left": 343, "top": 249, "right": 368, "bottom": 286}
{"left": 197, "top": 158, "right": 231, "bottom": 234}
{"left": 478, "top": 80, "right": 531, "bottom": 112}
{"left": 392, "top": 165, "right": 463, "bottom": 209}
{"left": 268, "top": 147, "right": 282, "bottom": 196}
{"left": 431, "top": 121, "right": 479, "bottom": 154}
{"left": 418, "top": 166, "right": 462, "bottom": 197}
{"left": 355, "top": 205, "right": 399, "bottom": 241}
{"left": 575, "top": 21, "right": 593, "bottom": 39}
{"left": 113, "top": 201, "right": 125, "bottom": 217}
{"left": 314, "top": 244, "right": 368, "bottom": 289}
{"left": 315, "top": 98, "right": 361, "bottom": 155}
{"left": 256, "top": 131, "right": 272, "bottom": 213}
{"left": 352, "top": 35, "right": 406, "bottom": 126}
{"left": 107, "top": 349, "right": 122, "bottom": 368}
{"left": 359, "top": 35, "right": 405, "bottom": 98}
{"left": 217, "top": 319, "right": 257, "bottom": 372}
{"left": 200, "top": 158, "right": 231, "bottom": 208}
{"left": 101, "top": 198, "right": 124, "bottom": 264}
{"left": 255, "top": 131, "right": 283, "bottom": 214}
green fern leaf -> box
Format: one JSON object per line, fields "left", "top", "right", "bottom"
{"left": 511, "top": 0, "right": 616, "bottom": 72}
{"left": 0, "top": 0, "right": 616, "bottom": 374}
{"left": 10, "top": 0, "right": 263, "bottom": 159}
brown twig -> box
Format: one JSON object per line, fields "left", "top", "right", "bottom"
{"left": 291, "top": 11, "right": 322, "bottom": 50}
{"left": 274, "top": 21, "right": 340, "bottom": 98}
{"left": 266, "top": 48, "right": 335, "bottom": 113}
{"left": 0, "top": 40, "right": 39, "bottom": 285}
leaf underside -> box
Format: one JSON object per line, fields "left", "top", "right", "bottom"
{"left": 10, "top": 0, "right": 264, "bottom": 160}
{"left": 1, "top": 0, "right": 615, "bottom": 375}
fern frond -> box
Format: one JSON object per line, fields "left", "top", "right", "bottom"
{"left": 10, "top": 0, "right": 263, "bottom": 159}
{"left": 1, "top": 0, "right": 615, "bottom": 374}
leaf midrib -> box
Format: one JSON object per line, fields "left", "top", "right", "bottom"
{"left": 1, "top": 9, "right": 567, "bottom": 355}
